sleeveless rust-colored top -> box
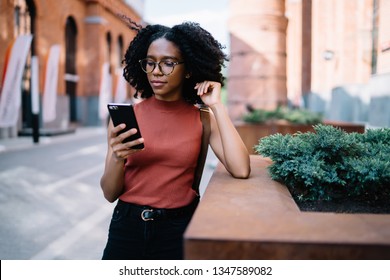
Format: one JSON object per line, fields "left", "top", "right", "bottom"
{"left": 119, "top": 96, "right": 202, "bottom": 208}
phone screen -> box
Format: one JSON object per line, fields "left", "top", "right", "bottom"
{"left": 107, "top": 103, "right": 144, "bottom": 149}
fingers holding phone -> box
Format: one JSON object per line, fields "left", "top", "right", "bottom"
{"left": 112, "top": 124, "right": 144, "bottom": 149}
{"left": 107, "top": 103, "right": 145, "bottom": 157}
{"left": 110, "top": 123, "right": 144, "bottom": 160}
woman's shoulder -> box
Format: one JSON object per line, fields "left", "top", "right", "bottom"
{"left": 132, "top": 98, "right": 147, "bottom": 106}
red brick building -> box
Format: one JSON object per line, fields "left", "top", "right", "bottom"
{"left": 0, "top": 0, "right": 141, "bottom": 138}
{"left": 1, "top": 0, "right": 389, "bottom": 139}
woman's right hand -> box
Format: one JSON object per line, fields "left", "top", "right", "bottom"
{"left": 110, "top": 123, "right": 144, "bottom": 160}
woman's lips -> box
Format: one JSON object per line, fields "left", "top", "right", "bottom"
{"left": 150, "top": 80, "right": 166, "bottom": 87}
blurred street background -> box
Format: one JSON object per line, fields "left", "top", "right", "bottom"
{"left": 0, "top": 0, "right": 389, "bottom": 260}
{"left": 0, "top": 127, "right": 217, "bottom": 259}
{"left": 0, "top": 127, "right": 111, "bottom": 259}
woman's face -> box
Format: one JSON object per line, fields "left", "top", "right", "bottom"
{"left": 144, "top": 38, "right": 186, "bottom": 101}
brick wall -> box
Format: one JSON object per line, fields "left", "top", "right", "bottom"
{"left": 0, "top": 0, "right": 141, "bottom": 131}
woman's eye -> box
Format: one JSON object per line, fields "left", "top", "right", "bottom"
{"left": 163, "top": 61, "right": 175, "bottom": 67}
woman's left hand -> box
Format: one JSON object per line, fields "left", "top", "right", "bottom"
{"left": 194, "top": 81, "right": 221, "bottom": 107}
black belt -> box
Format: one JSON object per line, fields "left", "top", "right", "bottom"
{"left": 117, "top": 197, "right": 199, "bottom": 222}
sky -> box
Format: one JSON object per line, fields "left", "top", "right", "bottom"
{"left": 141, "top": 0, "right": 230, "bottom": 51}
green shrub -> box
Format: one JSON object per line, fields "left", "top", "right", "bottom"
{"left": 243, "top": 107, "right": 323, "bottom": 125}
{"left": 254, "top": 124, "right": 390, "bottom": 202}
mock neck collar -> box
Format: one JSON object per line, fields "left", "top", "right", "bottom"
{"left": 150, "top": 95, "right": 189, "bottom": 112}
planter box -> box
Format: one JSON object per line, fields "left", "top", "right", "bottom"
{"left": 235, "top": 120, "right": 365, "bottom": 154}
{"left": 184, "top": 156, "right": 390, "bottom": 259}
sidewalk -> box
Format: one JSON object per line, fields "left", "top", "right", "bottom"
{"left": 0, "top": 126, "right": 217, "bottom": 194}
{"left": 0, "top": 126, "right": 107, "bottom": 153}
{"left": 0, "top": 125, "right": 217, "bottom": 259}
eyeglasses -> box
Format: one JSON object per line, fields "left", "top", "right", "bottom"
{"left": 139, "top": 58, "right": 184, "bottom": 76}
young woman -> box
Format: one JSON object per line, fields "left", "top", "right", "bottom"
{"left": 100, "top": 19, "right": 250, "bottom": 260}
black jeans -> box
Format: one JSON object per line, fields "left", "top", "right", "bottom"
{"left": 102, "top": 198, "right": 199, "bottom": 260}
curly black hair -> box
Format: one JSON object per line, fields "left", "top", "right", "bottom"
{"left": 122, "top": 17, "right": 228, "bottom": 105}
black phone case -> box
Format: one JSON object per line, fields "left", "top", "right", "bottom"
{"left": 107, "top": 103, "right": 144, "bottom": 149}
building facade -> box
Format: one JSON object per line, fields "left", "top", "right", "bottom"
{"left": 1, "top": 0, "right": 389, "bottom": 139}
{"left": 0, "top": 0, "right": 141, "bottom": 138}
{"left": 228, "top": 0, "right": 288, "bottom": 121}
{"left": 228, "top": 0, "right": 390, "bottom": 128}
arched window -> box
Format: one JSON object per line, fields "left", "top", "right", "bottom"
{"left": 14, "top": 0, "right": 36, "bottom": 129}
{"left": 14, "top": 0, "right": 34, "bottom": 37}
{"left": 65, "top": 16, "right": 78, "bottom": 122}
{"left": 117, "top": 35, "right": 124, "bottom": 67}
{"left": 106, "top": 32, "right": 112, "bottom": 73}
{"left": 65, "top": 17, "right": 78, "bottom": 74}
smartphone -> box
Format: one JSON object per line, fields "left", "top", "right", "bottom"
{"left": 107, "top": 103, "right": 144, "bottom": 149}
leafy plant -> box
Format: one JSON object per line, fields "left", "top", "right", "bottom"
{"left": 255, "top": 124, "right": 390, "bottom": 202}
{"left": 243, "top": 106, "right": 323, "bottom": 125}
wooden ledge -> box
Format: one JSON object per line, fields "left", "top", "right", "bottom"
{"left": 184, "top": 155, "right": 390, "bottom": 259}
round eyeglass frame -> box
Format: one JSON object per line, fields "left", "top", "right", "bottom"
{"left": 138, "top": 58, "right": 184, "bottom": 76}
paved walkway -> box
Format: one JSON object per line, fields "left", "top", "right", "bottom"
{"left": 0, "top": 126, "right": 217, "bottom": 260}
{"left": 0, "top": 127, "right": 104, "bottom": 153}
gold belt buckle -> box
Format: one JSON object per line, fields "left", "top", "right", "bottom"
{"left": 141, "top": 209, "right": 154, "bottom": 221}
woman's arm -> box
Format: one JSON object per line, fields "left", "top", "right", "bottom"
{"left": 100, "top": 119, "right": 144, "bottom": 202}
{"left": 208, "top": 103, "right": 251, "bottom": 178}
{"left": 195, "top": 81, "right": 251, "bottom": 179}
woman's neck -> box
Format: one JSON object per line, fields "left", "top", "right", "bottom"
{"left": 153, "top": 91, "right": 183, "bottom": 102}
